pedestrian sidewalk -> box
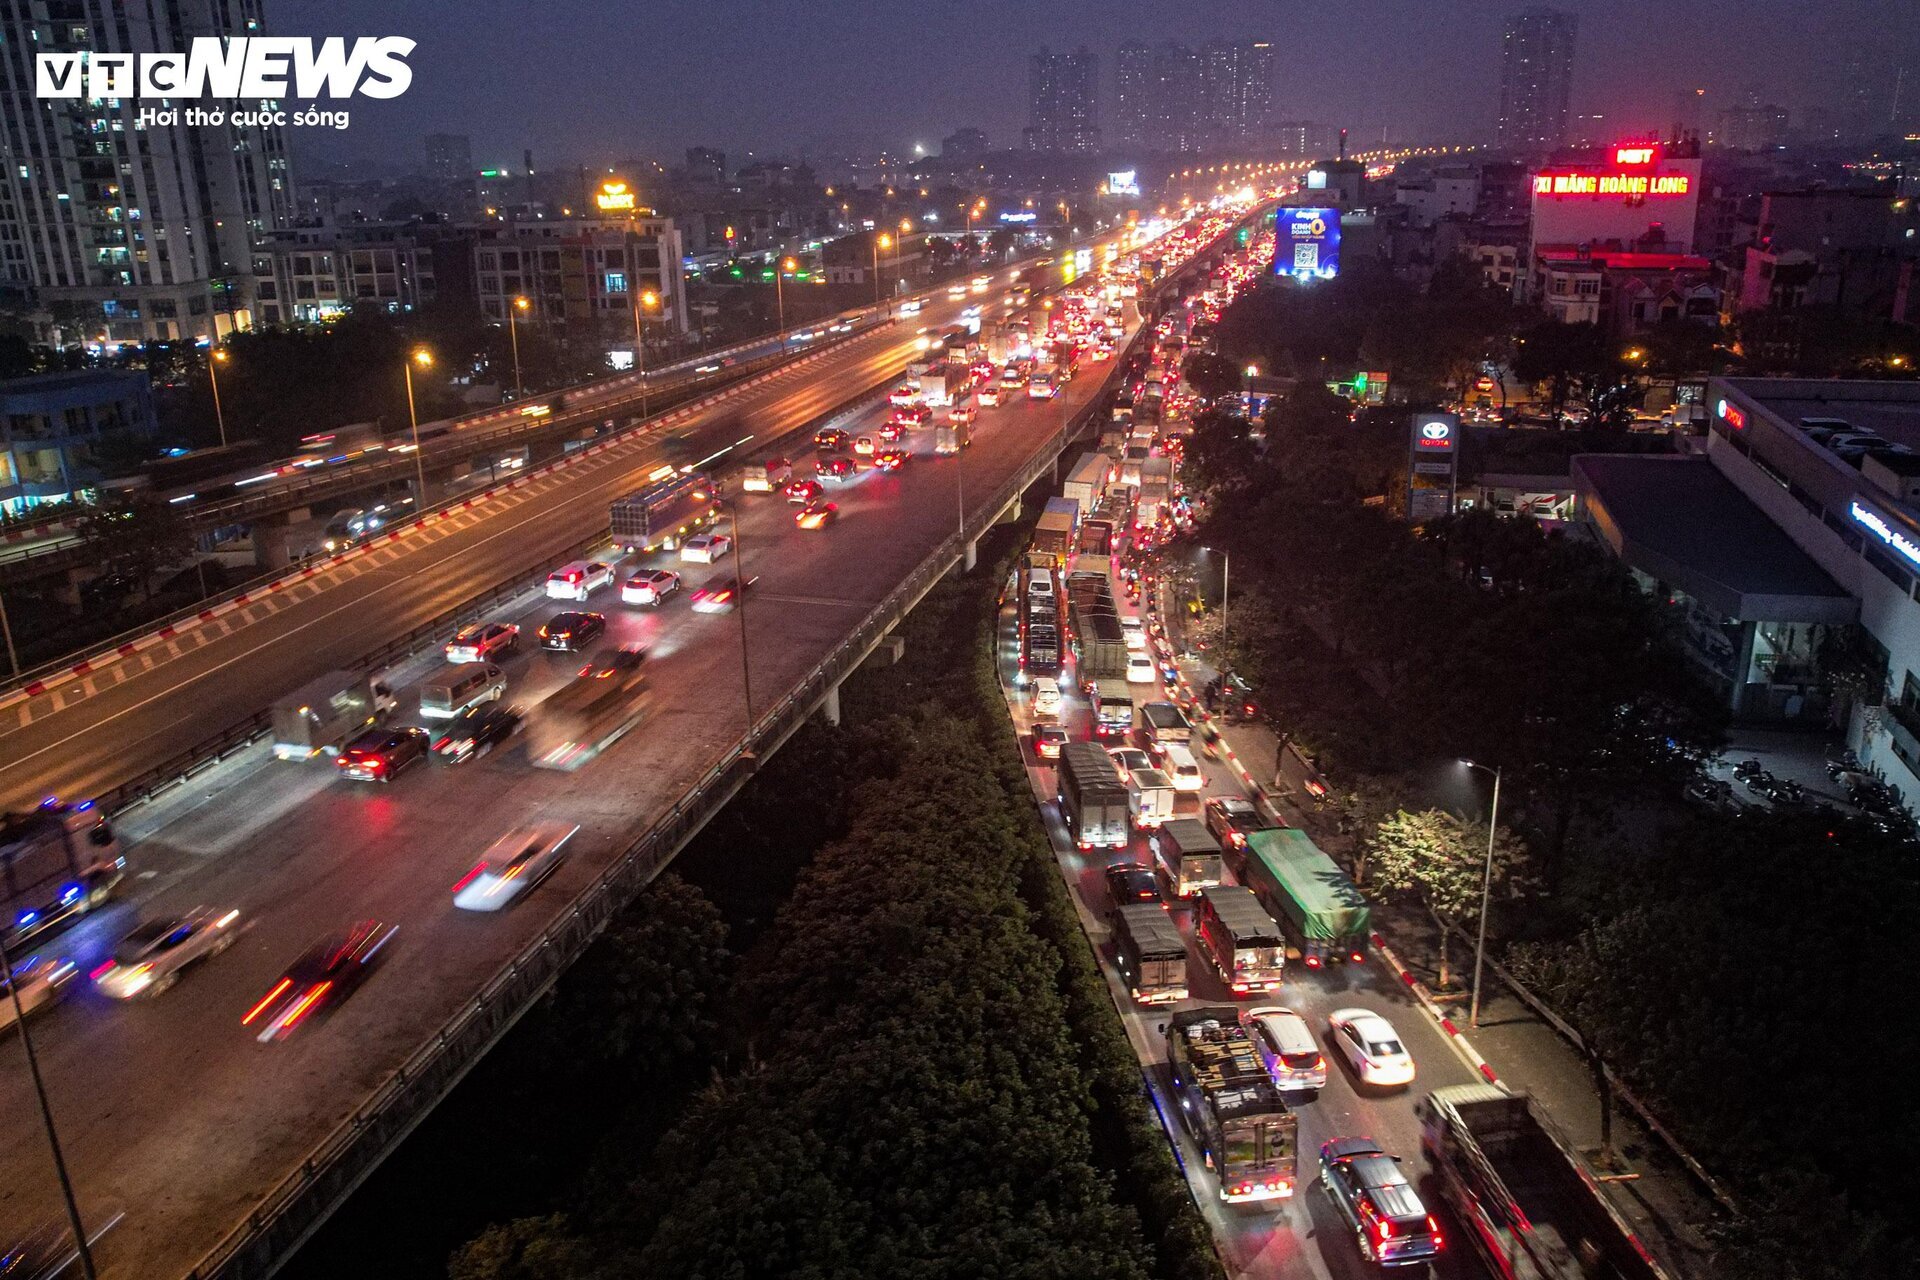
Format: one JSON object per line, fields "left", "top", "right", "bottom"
{"left": 1156, "top": 588, "right": 1720, "bottom": 1278}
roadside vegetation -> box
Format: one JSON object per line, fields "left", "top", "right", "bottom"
{"left": 1173, "top": 278, "right": 1917, "bottom": 1274}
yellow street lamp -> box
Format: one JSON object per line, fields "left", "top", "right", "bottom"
{"left": 404, "top": 348, "right": 433, "bottom": 500}
{"left": 208, "top": 348, "right": 231, "bottom": 447}
{"left": 509, "top": 296, "right": 530, "bottom": 396}
{"left": 776, "top": 256, "right": 799, "bottom": 347}
{"left": 874, "top": 232, "right": 893, "bottom": 312}
{"left": 634, "top": 288, "right": 660, "bottom": 416}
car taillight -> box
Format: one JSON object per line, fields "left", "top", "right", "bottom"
{"left": 1305, "top": 955, "right": 1322, "bottom": 968}
{"left": 433, "top": 737, "right": 451, "bottom": 751}
{"left": 1427, "top": 1215, "right": 1443, "bottom": 1248}
{"left": 334, "top": 755, "right": 349, "bottom": 768}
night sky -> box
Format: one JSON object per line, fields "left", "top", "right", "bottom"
{"left": 274, "top": 0, "right": 1920, "bottom": 169}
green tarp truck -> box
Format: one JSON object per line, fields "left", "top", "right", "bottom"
{"left": 1241, "top": 828, "right": 1370, "bottom": 969}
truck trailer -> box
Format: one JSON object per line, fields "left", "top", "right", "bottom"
{"left": 610, "top": 471, "right": 715, "bottom": 554}
{"left": 1241, "top": 828, "right": 1371, "bottom": 968}
{"left": 1165, "top": 1006, "right": 1298, "bottom": 1202}
{"left": 271, "top": 669, "right": 396, "bottom": 760}
{"left": 1, "top": 800, "right": 125, "bottom": 946}
{"left": 1193, "top": 885, "right": 1286, "bottom": 995}
{"left": 1062, "top": 452, "right": 1110, "bottom": 517}
{"left": 1057, "top": 742, "right": 1130, "bottom": 850}
{"left": 1111, "top": 904, "right": 1188, "bottom": 1004}
{"left": 1150, "top": 818, "right": 1224, "bottom": 898}
{"left": 1420, "top": 1085, "right": 1672, "bottom": 1280}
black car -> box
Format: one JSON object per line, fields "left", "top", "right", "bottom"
{"left": 1105, "top": 861, "right": 1163, "bottom": 908}
{"left": 538, "top": 610, "right": 605, "bottom": 651}
{"left": 242, "top": 919, "right": 398, "bottom": 1042}
{"left": 1204, "top": 795, "right": 1280, "bottom": 854}
{"left": 1318, "top": 1137, "right": 1444, "bottom": 1268}
{"left": 816, "top": 456, "right": 858, "bottom": 483}
{"left": 690, "top": 574, "right": 757, "bottom": 614}
{"left": 334, "top": 727, "right": 430, "bottom": 782}
{"left": 431, "top": 703, "right": 525, "bottom": 764}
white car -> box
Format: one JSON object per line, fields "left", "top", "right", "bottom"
{"left": 1125, "top": 652, "right": 1158, "bottom": 684}
{"left": 1106, "top": 746, "right": 1153, "bottom": 782}
{"left": 1327, "top": 1008, "right": 1416, "bottom": 1088}
{"left": 680, "top": 533, "right": 731, "bottom": 564}
{"left": 92, "top": 907, "right": 241, "bottom": 999}
{"left": 1241, "top": 1006, "right": 1327, "bottom": 1092}
{"left": 453, "top": 823, "right": 580, "bottom": 912}
{"left": 545, "top": 560, "right": 615, "bottom": 601}
{"left": 0, "top": 955, "right": 77, "bottom": 1030}
{"left": 1032, "top": 677, "right": 1063, "bottom": 717}
{"left": 444, "top": 621, "right": 519, "bottom": 664}
{"left": 1120, "top": 616, "right": 1147, "bottom": 651}
{"left": 899, "top": 299, "right": 922, "bottom": 314}
{"left": 1161, "top": 742, "right": 1205, "bottom": 791}
{"left": 622, "top": 569, "right": 681, "bottom": 606}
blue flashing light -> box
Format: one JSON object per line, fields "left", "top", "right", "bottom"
{"left": 74, "top": 800, "right": 94, "bottom": 812}
{"left": 17, "top": 910, "right": 38, "bottom": 927}
{"left": 39, "top": 796, "right": 60, "bottom": 809}
{"left": 59, "top": 883, "right": 83, "bottom": 905}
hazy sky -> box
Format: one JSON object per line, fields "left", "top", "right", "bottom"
{"left": 275, "top": 0, "right": 1920, "bottom": 169}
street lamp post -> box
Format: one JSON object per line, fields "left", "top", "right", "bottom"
{"left": 873, "top": 233, "right": 892, "bottom": 315}
{"left": 1201, "top": 546, "right": 1229, "bottom": 663}
{"left": 775, "top": 256, "right": 798, "bottom": 350}
{"left": 723, "top": 505, "right": 756, "bottom": 735}
{"left": 1460, "top": 759, "right": 1502, "bottom": 1028}
{"left": 1242, "top": 363, "right": 1258, "bottom": 414}
{"left": 0, "top": 930, "right": 98, "bottom": 1279}
{"left": 508, "top": 296, "right": 529, "bottom": 397}
{"left": 634, "top": 288, "right": 659, "bottom": 418}
{"left": 208, "top": 348, "right": 231, "bottom": 448}
{"left": 403, "top": 348, "right": 433, "bottom": 503}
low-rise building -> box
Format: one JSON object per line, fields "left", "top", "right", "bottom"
{"left": 1531, "top": 246, "right": 1717, "bottom": 334}
{"left": 0, "top": 370, "right": 156, "bottom": 514}
{"left": 252, "top": 223, "right": 443, "bottom": 324}
{"left": 469, "top": 217, "right": 687, "bottom": 337}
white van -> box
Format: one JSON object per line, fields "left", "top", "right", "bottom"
{"left": 1162, "top": 742, "right": 1204, "bottom": 792}
{"left": 546, "top": 560, "right": 615, "bottom": 601}
{"left": 1033, "top": 677, "right": 1063, "bottom": 718}
{"left": 419, "top": 663, "right": 507, "bottom": 719}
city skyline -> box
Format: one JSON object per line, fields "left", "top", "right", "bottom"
{"left": 272, "top": 0, "right": 1920, "bottom": 168}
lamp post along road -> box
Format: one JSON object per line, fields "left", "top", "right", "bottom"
{"left": 0, "top": 930, "right": 97, "bottom": 1280}
{"left": 634, "top": 288, "right": 659, "bottom": 418}
{"left": 404, "top": 348, "right": 433, "bottom": 503}
{"left": 775, "top": 257, "right": 798, "bottom": 350}
{"left": 1462, "top": 760, "right": 1502, "bottom": 1028}
{"left": 208, "top": 349, "right": 230, "bottom": 448}
{"left": 509, "top": 296, "right": 529, "bottom": 397}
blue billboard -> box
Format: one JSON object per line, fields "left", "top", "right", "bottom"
{"left": 1274, "top": 207, "right": 1340, "bottom": 280}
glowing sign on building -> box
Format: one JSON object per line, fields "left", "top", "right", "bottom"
{"left": 1851, "top": 499, "right": 1920, "bottom": 571}
{"left": 1273, "top": 207, "right": 1340, "bottom": 279}
{"left": 1532, "top": 172, "right": 1691, "bottom": 197}
{"left": 1614, "top": 146, "right": 1657, "bottom": 165}
{"left": 1715, "top": 398, "right": 1747, "bottom": 430}
{"left": 595, "top": 180, "right": 638, "bottom": 212}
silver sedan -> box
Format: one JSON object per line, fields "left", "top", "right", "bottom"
{"left": 92, "top": 907, "right": 242, "bottom": 999}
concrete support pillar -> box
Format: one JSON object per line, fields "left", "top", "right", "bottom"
{"left": 963, "top": 537, "right": 978, "bottom": 573}
{"left": 821, "top": 680, "right": 842, "bottom": 726}
{"left": 250, "top": 513, "right": 295, "bottom": 569}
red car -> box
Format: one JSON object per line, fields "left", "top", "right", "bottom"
{"left": 817, "top": 456, "right": 858, "bottom": 482}
{"left": 889, "top": 404, "right": 930, "bottom": 429}
{"left": 872, "top": 450, "right": 909, "bottom": 471}
{"left": 796, "top": 500, "right": 838, "bottom": 529}
{"left": 877, "top": 422, "right": 907, "bottom": 444}
{"left": 784, "top": 478, "right": 824, "bottom": 505}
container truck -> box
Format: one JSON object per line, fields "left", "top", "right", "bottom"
{"left": 1420, "top": 1084, "right": 1672, "bottom": 1280}
{"left": 1077, "top": 518, "right": 1114, "bottom": 558}
{"left": 934, "top": 420, "right": 971, "bottom": 454}
{"left": 1062, "top": 452, "right": 1110, "bottom": 517}
{"left": 1, "top": 800, "right": 125, "bottom": 946}
{"left": 1150, "top": 818, "right": 1225, "bottom": 898}
{"left": 1057, "top": 742, "right": 1130, "bottom": 850}
{"left": 271, "top": 669, "right": 397, "bottom": 760}
{"left": 1112, "top": 904, "right": 1188, "bottom": 1004}
{"left": 1241, "top": 828, "right": 1371, "bottom": 968}
{"left": 611, "top": 471, "right": 715, "bottom": 554}
{"left": 1193, "top": 885, "right": 1286, "bottom": 995}
{"left": 1165, "top": 1006, "right": 1299, "bottom": 1202}
{"left": 1128, "top": 766, "right": 1179, "bottom": 829}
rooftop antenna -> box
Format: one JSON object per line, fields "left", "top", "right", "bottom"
{"left": 1338, "top": 128, "right": 1348, "bottom": 161}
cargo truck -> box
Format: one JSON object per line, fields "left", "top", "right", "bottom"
{"left": 271, "top": 669, "right": 397, "bottom": 760}
{"left": 611, "top": 471, "right": 715, "bottom": 554}
{"left": 1062, "top": 452, "right": 1110, "bottom": 517}
{"left": 1241, "top": 828, "right": 1371, "bottom": 968}
{"left": 1165, "top": 1006, "right": 1299, "bottom": 1202}
{"left": 934, "top": 420, "right": 971, "bottom": 454}
{"left": 1138, "top": 701, "right": 1191, "bottom": 751}
{"left": 1194, "top": 885, "right": 1286, "bottom": 995}
{"left": 1057, "top": 742, "right": 1130, "bottom": 850}
{"left": 1033, "top": 505, "right": 1078, "bottom": 560}
{"left": 530, "top": 655, "right": 651, "bottom": 771}
{"left": 1, "top": 800, "right": 125, "bottom": 946}
{"left": 1420, "top": 1084, "right": 1672, "bottom": 1280}
{"left": 1128, "top": 766, "right": 1179, "bottom": 829}
{"left": 1112, "top": 904, "right": 1188, "bottom": 1004}
{"left": 1150, "top": 818, "right": 1225, "bottom": 898}
{"left": 1087, "top": 678, "right": 1135, "bottom": 740}
{"left": 1073, "top": 610, "right": 1129, "bottom": 681}
{"left": 740, "top": 457, "right": 791, "bottom": 492}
